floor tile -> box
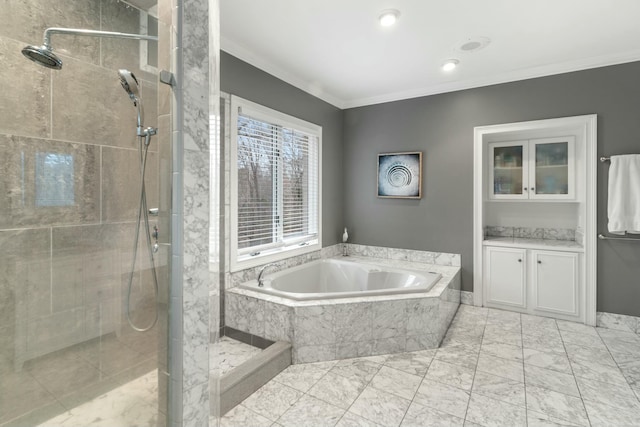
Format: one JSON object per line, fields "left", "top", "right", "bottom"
{"left": 521, "top": 314, "right": 558, "bottom": 331}
{"left": 569, "top": 356, "right": 628, "bottom": 385}
{"left": 482, "top": 327, "right": 522, "bottom": 348}
{"left": 525, "top": 384, "right": 588, "bottom": 425}
{"left": 563, "top": 342, "right": 616, "bottom": 366}
{"left": 331, "top": 358, "right": 382, "bottom": 382}
{"left": 471, "top": 371, "right": 525, "bottom": 406}
{"left": 526, "top": 410, "right": 587, "bottom": 427}
{"left": 583, "top": 398, "right": 640, "bottom": 427}
{"left": 597, "top": 327, "right": 640, "bottom": 344}
{"left": 480, "top": 342, "right": 523, "bottom": 361}
{"left": 308, "top": 372, "right": 368, "bottom": 410}
{"left": 335, "top": 411, "right": 383, "bottom": 427}
{"left": 523, "top": 348, "right": 572, "bottom": 374}
{"left": 476, "top": 352, "right": 524, "bottom": 382}
{"left": 400, "top": 402, "right": 464, "bottom": 427}
{"left": 525, "top": 364, "right": 580, "bottom": 397}
{"left": 486, "top": 309, "right": 521, "bottom": 326}
{"left": 558, "top": 330, "right": 606, "bottom": 349}
{"left": 435, "top": 343, "right": 480, "bottom": 369}
{"left": 413, "top": 379, "right": 470, "bottom": 419}
{"left": 522, "top": 334, "right": 566, "bottom": 355}
{"left": 277, "top": 394, "right": 344, "bottom": 427}
{"left": 383, "top": 350, "right": 435, "bottom": 376}
{"left": 425, "top": 359, "right": 475, "bottom": 391}
{"left": 465, "top": 393, "right": 526, "bottom": 427}
{"left": 349, "top": 386, "right": 411, "bottom": 427}
{"left": 220, "top": 404, "right": 272, "bottom": 427}
{"left": 575, "top": 375, "right": 640, "bottom": 411}
{"left": 556, "top": 320, "right": 599, "bottom": 337}
{"left": 240, "top": 381, "right": 303, "bottom": 422}
{"left": 273, "top": 361, "right": 332, "bottom": 392}
{"left": 370, "top": 366, "right": 422, "bottom": 400}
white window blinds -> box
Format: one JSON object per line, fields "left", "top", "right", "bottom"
{"left": 231, "top": 96, "right": 321, "bottom": 268}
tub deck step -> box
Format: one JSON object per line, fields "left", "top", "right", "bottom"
{"left": 210, "top": 340, "right": 292, "bottom": 417}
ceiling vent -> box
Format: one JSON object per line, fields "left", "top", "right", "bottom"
{"left": 456, "top": 37, "right": 491, "bottom": 53}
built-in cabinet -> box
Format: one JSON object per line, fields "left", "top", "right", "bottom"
{"left": 489, "top": 136, "right": 575, "bottom": 200}
{"left": 474, "top": 115, "right": 597, "bottom": 325}
{"left": 484, "top": 245, "right": 579, "bottom": 319}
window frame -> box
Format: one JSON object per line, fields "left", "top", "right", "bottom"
{"left": 230, "top": 95, "right": 322, "bottom": 272}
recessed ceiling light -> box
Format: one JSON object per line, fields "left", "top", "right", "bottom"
{"left": 442, "top": 59, "right": 459, "bottom": 72}
{"left": 379, "top": 9, "right": 400, "bottom": 27}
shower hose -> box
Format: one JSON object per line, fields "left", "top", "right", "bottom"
{"left": 126, "top": 130, "right": 159, "bottom": 332}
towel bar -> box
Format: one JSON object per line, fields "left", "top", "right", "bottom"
{"left": 598, "top": 233, "right": 640, "bottom": 241}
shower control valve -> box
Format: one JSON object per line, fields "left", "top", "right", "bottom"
{"left": 152, "top": 225, "right": 159, "bottom": 240}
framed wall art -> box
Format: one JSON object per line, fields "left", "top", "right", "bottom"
{"left": 377, "top": 151, "right": 422, "bottom": 199}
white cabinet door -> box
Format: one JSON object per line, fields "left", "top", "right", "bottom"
{"left": 485, "top": 247, "right": 527, "bottom": 309}
{"left": 531, "top": 250, "right": 579, "bottom": 317}
{"left": 488, "top": 141, "right": 529, "bottom": 200}
{"left": 528, "top": 137, "right": 575, "bottom": 201}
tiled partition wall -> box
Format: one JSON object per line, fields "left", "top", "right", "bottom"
{"left": 0, "top": 1, "right": 166, "bottom": 425}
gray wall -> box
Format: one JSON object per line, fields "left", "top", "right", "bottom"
{"left": 221, "top": 51, "right": 640, "bottom": 317}
{"left": 220, "top": 51, "right": 345, "bottom": 246}
{"left": 344, "top": 62, "right": 640, "bottom": 317}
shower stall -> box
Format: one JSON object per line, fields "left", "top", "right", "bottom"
{"left": 0, "top": 0, "right": 221, "bottom": 425}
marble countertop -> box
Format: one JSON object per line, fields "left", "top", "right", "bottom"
{"left": 483, "top": 236, "right": 584, "bottom": 251}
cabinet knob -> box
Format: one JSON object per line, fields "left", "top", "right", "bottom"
{"left": 518, "top": 259, "right": 522, "bottom": 262}
{"left": 523, "top": 187, "right": 528, "bottom": 191}
{"left": 531, "top": 187, "right": 535, "bottom": 191}
{"left": 537, "top": 260, "right": 542, "bottom": 264}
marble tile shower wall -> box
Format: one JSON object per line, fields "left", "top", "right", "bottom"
{"left": 0, "top": 1, "right": 168, "bottom": 425}
{"left": 485, "top": 226, "right": 577, "bottom": 241}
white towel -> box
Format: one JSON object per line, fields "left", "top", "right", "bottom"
{"left": 608, "top": 154, "right": 640, "bottom": 234}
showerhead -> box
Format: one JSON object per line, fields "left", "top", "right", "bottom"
{"left": 118, "top": 69, "right": 140, "bottom": 106}
{"left": 21, "top": 45, "right": 63, "bottom": 70}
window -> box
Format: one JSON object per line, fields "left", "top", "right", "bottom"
{"left": 230, "top": 96, "right": 321, "bottom": 270}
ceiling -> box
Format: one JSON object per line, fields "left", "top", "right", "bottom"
{"left": 220, "top": 0, "right": 640, "bottom": 109}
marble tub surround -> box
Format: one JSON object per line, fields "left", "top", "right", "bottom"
{"left": 226, "top": 256, "right": 461, "bottom": 363}
{"left": 218, "top": 305, "right": 640, "bottom": 427}
{"left": 485, "top": 225, "right": 577, "bottom": 241}
{"left": 345, "top": 244, "right": 461, "bottom": 267}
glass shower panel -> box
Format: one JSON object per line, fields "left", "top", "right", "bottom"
{"left": 535, "top": 142, "right": 569, "bottom": 195}
{"left": 0, "top": 0, "right": 171, "bottom": 426}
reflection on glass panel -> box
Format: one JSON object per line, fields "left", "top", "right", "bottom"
{"left": 493, "top": 146, "right": 523, "bottom": 195}
{"left": 535, "top": 142, "right": 568, "bottom": 195}
{"left": 35, "top": 152, "right": 75, "bottom": 206}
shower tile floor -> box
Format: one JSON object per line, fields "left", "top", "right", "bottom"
{"left": 37, "top": 370, "right": 158, "bottom": 427}
{"left": 213, "top": 305, "right": 640, "bottom": 427}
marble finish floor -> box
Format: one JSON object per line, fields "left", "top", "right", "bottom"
{"left": 214, "top": 305, "right": 640, "bottom": 427}
{"left": 38, "top": 370, "right": 158, "bottom": 427}
{"left": 211, "top": 337, "right": 264, "bottom": 377}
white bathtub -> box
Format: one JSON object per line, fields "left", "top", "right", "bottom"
{"left": 239, "top": 258, "right": 442, "bottom": 301}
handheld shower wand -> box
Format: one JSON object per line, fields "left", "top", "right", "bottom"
{"left": 118, "top": 69, "right": 160, "bottom": 333}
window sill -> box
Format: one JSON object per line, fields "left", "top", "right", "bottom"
{"left": 230, "top": 241, "right": 320, "bottom": 272}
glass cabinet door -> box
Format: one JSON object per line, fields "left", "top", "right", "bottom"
{"left": 530, "top": 137, "right": 575, "bottom": 199}
{"left": 490, "top": 141, "right": 528, "bottom": 199}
